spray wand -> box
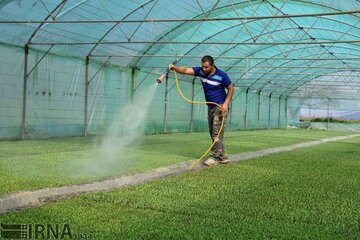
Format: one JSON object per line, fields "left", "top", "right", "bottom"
{"left": 156, "top": 60, "right": 178, "bottom": 83}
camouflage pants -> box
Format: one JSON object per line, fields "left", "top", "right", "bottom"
{"left": 208, "top": 106, "right": 227, "bottom": 160}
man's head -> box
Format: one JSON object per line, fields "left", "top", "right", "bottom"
{"left": 201, "top": 55, "right": 215, "bottom": 75}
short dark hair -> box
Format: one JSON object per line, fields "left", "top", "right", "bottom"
{"left": 201, "top": 55, "right": 214, "bottom": 66}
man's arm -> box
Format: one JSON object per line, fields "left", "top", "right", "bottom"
{"left": 221, "top": 83, "right": 234, "bottom": 115}
{"left": 169, "top": 64, "right": 195, "bottom": 75}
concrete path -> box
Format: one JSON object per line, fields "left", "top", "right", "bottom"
{"left": 1, "top": 133, "right": 359, "bottom": 214}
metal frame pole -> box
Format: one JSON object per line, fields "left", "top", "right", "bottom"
{"left": 257, "top": 90, "right": 261, "bottom": 129}
{"left": 268, "top": 93, "right": 272, "bottom": 130}
{"left": 84, "top": 56, "right": 89, "bottom": 136}
{"left": 21, "top": 44, "right": 29, "bottom": 140}
{"left": 244, "top": 88, "right": 249, "bottom": 130}
{"left": 2, "top": 9, "right": 359, "bottom": 24}
{"left": 229, "top": 100, "right": 233, "bottom": 130}
{"left": 28, "top": 39, "right": 360, "bottom": 46}
{"left": 278, "top": 95, "right": 282, "bottom": 128}
{"left": 91, "top": 55, "right": 360, "bottom": 62}
{"left": 309, "top": 97, "right": 311, "bottom": 126}
{"left": 190, "top": 76, "right": 196, "bottom": 132}
{"left": 163, "top": 72, "right": 169, "bottom": 133}
{"left": 138, "top": 65, "right": 360, "bottom": 70}
{"left": 285, "top": 97, "right": 288, "bottom": 127}
{"left": 131, "top": 67, "right": 135, "bottom": 100}
{"left": 327, "top": 97, "right": 330, "bottom": 131}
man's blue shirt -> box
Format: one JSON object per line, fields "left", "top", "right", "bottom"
{"left": 192, "top": 66, "right": 231, "bottom": 108}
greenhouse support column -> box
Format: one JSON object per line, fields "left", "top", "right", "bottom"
{"left": 268, "top": 93, "right": 272, "bottom": 130}
{"left": 131, "top": 67, "right": 135, "bottom": 100}
{"left": 229, "top": 100, "right": 233, "bottom": 130}
{"left": 189, "top": 76, "right": 196, "bottom": 132}
{"left": 84, "top": 56, "right": 89, "bottom": 137}
{"left": 21, "top": 44, "right": 29, "bottom": 140}
{"left": 285, "top": 97, "right": 288, "bottom": 126}
{"left": 163, "top": 72, "right": 169, "bottom": 133}
{"left": 278, "top": 95, "right": 282, "bottom": 128}
{"left": 327, "top": 97, "right": 330, "bottom": 131}
{"left": 244, "top": 88, "right": 249, "bottom": 130}
{"left": 308, "top": 98, "right": 311, "bottom": 125}
{"left": 257, "top": 90, "right": 261, "bottom": 130}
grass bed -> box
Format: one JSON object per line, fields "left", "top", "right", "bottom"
{"left": 0, "top": 129, "right": 351, "bottom": 195}
{"left": 0, "top": 137, "right": 359, "bottom": 239}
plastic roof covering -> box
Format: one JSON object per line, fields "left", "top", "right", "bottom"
{"left": 0, "top": 0, "right": 360, "bottom": 99}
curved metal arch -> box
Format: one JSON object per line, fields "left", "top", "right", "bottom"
{"left": 179, "top": 40, "right": 360, "bottom": 96}
{"left": 234, "top": 45, "right": 360, "bottom": 91}
{"left": 213, "top": 27, "right": 360, "bottom": 90}
{"left": 192, "top": 45, "right": 360, "bottom": 98}
{"left": 251, "top": 48, "right": 360, "bottom": 82}
{"left": 86, "top": 0, "right": 155, "bottom": 57}
{"left": 217, "top": 24, "right": 360, "bottom": 66}
{"left": 55, "top": 0, "right": 92, "bottom": 19}
{"left": 140, "top": 19, "right": 260, "bottom": 67}
{"left": 130, "top": 0, "right": 262, "bottom": 90}
{"left": 33, "top": 0, "right": 92, "bottom": 38}
{"left": 219, "top": 16, "right": 360, "bottom": 62}
{"left": 286, "top": 79, "right": 359, "bottom": 98}
{"left": 284, "top": 68, "right": 360, "bottom": 98}
{"left": 183, "top": 47, "right": 360, "bottom": 98}
{"left": 227, "top": 44, "right": 360, "bottom": 95}
{"left": 136, "top": 15, "right": 360, "bottom": 75}
{"left": 131, "top": 0, "right": 260, "bottom": 66}
{"left": 229, "top": 0, "right": 360, "bottom": 94}
{"left": 236, "top": 68, "right": 359, "bottom": 94}
{"left": 215, "top": 1, "right": 360, "bottom": 65}
{"left": 279, "top": 67, "right": 360, "bottom": 97}
{"left": 170, "top": 27, "right": 360, "bottom": 97}
{"left": 28, "top": 0, "right": 156, "bottom": 56}
{"left": 261, "top": 62, "right": 360, "bottom": 97}
{"left": 139, "top": 2, "right": 360, "bottom": 92}
{"left": 27, "top": 0, "right": 68, "bottom": 44}
{"left": 137, "top": 14, "right": 360, "bottom": 78}
{"left": 133, "top": 0, "right": 360, "bottom": 66}
{"left": 134, "top": 0, "right": 360, "bottom": 97}
{"left": 212, "top": 14, "right": 360, "bottom": 74}
{"left": 262, "top": 0, "right": 355, "bottom": 75}
{"left": 245, "top": 62, "right": 360, "bottom": 91}
{"left": 223, "top": 30, "right": 360, "bottom": 91}
{"left": 238, "top": 45, "right": 360, "bottom": 81}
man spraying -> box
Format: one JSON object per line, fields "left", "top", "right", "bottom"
{"left": 169, "top": 55, "right": 234, "bottom": 166}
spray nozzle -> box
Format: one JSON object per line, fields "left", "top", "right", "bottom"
{"left": 156, "top": 60, "right": 178, "bottom": 84}
{"left": 156, "top": 74, "right": 165, "bottom": 84}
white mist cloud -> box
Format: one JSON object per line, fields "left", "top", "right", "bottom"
{"left": 83, "top": 83, "right": 158, "bottom": 175}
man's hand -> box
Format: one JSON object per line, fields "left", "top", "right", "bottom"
{"left": 169, "top": 64, "right": 175, "bottom": 71}
{"left": 221, "top": 103, "right": 229, "bottom": 116}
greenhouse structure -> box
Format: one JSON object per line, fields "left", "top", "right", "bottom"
{"left": 0, "top": 0, "right": 359, "bottom": 140}
{"left": 0, "top": 1, "right": 360, "bottom": 239}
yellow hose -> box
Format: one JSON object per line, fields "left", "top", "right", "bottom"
{"left": 173, "top": 71, "right": 225, "bottom": 169}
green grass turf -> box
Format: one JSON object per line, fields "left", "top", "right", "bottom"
{"left": 0, "top": 137, "right": 359, "bottom": 239}
{"left": 0, "top": 129, "right": 352, "bottom": 195}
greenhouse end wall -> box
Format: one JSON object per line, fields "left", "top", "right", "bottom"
{"left": 287, "top": 96, "right": 360, "bottom": 131}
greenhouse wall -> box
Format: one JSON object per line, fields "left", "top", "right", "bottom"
{"left": 0, "top": 44, "right": 23, "bottom": 139}
{"left": 26, "top": 49, "right": 85, "bottom": 139}
{"left": 259, "top": 94, "right": 270, "bottom": 129}
{"left": 87, "top": 63, "right": 128, "bottom": 136}
{"left": 0, "top": 44, "right": 288, "bottom": 140}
